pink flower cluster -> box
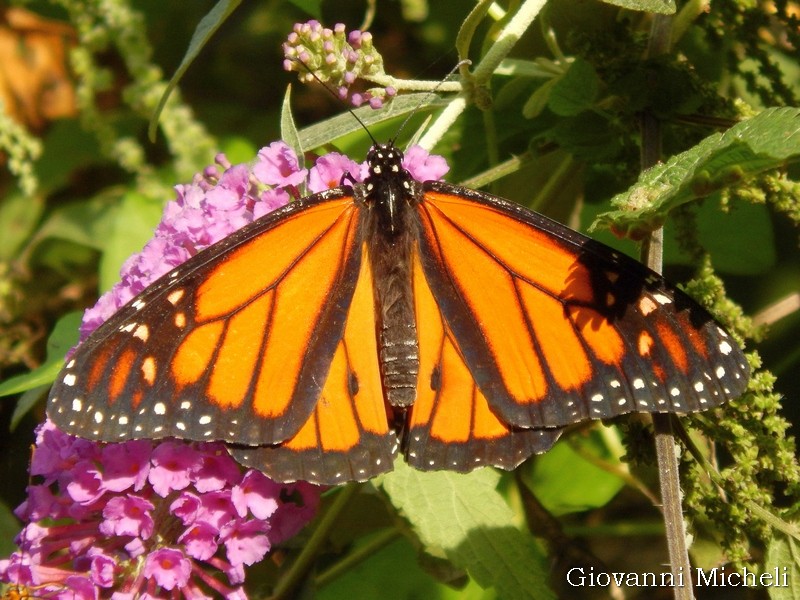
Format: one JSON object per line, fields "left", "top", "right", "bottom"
{"left": 283, "top": 21, "right": 396, "bottom": 108}
{"left": 0, "top": 422, "right": 319, "bottom": 599}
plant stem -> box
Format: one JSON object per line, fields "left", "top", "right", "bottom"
{"left": 641, "top": 14, "right": 696, "bottom": 600}
{"left": 472, "top": 0, "right": 548, "bottom": 83}
{"left": 315, "top": 528, "right": 401, "bottom": 587}
{"left": 269, "top": 483, "right": 362, "bottom": 599}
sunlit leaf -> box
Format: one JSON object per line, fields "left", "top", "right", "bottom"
{"left": 592, "top": 107, "right": 800, "bottom": 237}
{"left": 598, "top": 0, "right": 675, "bottom": 14}
{"left": 765, "top": 533, "right": 800, "bottom": 599}
{"left": 381, "top": 462, "right": 554, "bottom": 599}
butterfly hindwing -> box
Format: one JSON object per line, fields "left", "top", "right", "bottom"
{"left": 48, "top": 191, "right": 368, "bottom": 447}
{"left": 415, "top": 182, "right": 749, "bottom": 430}
{"left": 406, "top": 250, "right": 562, "bottom": 471}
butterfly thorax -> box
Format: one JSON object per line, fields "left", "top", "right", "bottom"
{"left": 362, "top": 143, "right": 420, "bottom": 235}
{"left": 360, "top": 143, "right": 421, "bottom": 408}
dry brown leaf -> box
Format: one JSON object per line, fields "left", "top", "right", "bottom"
{"left": 0, "top": 7, "right": 77, "bottom": 132}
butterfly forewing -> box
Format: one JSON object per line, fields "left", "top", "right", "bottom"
{"left": 48, "top": 191, "right": 366, "bottom": 448}
{"left": 230, "top": 246, "right": 397, "bottom": 484}
{"left": 415, "top": 182, "right": 749, "bottom": 429}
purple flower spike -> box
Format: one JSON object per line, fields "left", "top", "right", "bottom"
{"left": 100, "top": 495, "right": 155, "bottom": 538}
{"left": 307, "top": 153, "right": 362, "bottom": 193}
{"left": 143, "top": 548, "right": 192, "bottom": 590}
{"left": 402, "top": 145, "right": 450, "bottom": 181}
{"left": 1, "top": 422, "right": 323, "bottom": 598}
{"left": 101, "top": 440, "right": 152, "bottom": 492}
{"left": 283, "top": 21, "right": 390, "bottom": 109}
{"left": 253, "top": 142, "right": 308, "bottom": 187}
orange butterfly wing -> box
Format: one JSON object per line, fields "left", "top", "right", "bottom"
{"left": 413, "top": 183, "right": 749, "bottom": 430}
{"left": 405, "top": 251, "right": 561, "bottom": 471}
{"left": 230, "top": 248, "right": 396, "bottom": 483}
{"left": 49, "top": 194, "right": 371, "bottom": 441}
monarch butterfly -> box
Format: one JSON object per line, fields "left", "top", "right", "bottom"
{"left": 47, "top": 141, "right": 749, "bottom": 485}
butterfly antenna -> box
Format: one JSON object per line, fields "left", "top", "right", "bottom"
{"left": 291, "top": 57, "right": 379, "bottom": 146}
{"left": 390, "top": 59, "right": 471, "bottom": 145}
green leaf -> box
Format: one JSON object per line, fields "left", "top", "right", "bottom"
{"left": 549, "top": 112, "right": 621, "bottom": 162}
{"left": 281, "top": 85, "right": 304, "bottom": 170}
{"left": 522, "top": 77, "right": 559, "bottom": 119}
{"left": 32, "top": 195, "right": 119, "bottom": 252}
{"left": 597, "top": 0, "right": 675, "bottom": 14}
{"left": 0, "top": 190, "right": 43, "bottom": 260}
{"left": 381, "top": 462, "right": 554, "bottom": 599}
{"left": 663, "top": 199, "right": 776, "bottom": 275}
{"left": 592, "top": 107, "right": 800, "bottom": 237}
{"left": 36, "top": 119, "right": 101, "bottom": 193}
{"left": 0, "top": 312, "right": 81, "bottom": 398}
{"left": 100, "top": 192, "right": 163, "bottom": 292}
{"left": 148, "top": 0, "right": 243, "bottom": 140}
{"left": 297, "top": 93, "right": 448, "bottom": 151}
{"left": 765, "top": 533, "right": 800, "bottom": 599}
{"left": 524, "top": 430, "right": 626, "bottom": 516}
{"left": 456, "top": 0, "right": 494, "bottom": 62}
{"left": 219, "top": 136, "right": 258, "bottom": 165}
{"left": 287, "top": 0, "right": 322, "bottom": 16}
{"left": 0, "top": 499, "right": 21, "bottom": 556}
{"left": 547, "top": 58, "right": 599, "bottom": 117}
{"left": 10, "top": 385, "right": 49, "bottom": 431}
{"left": 318, "top": 535, "right": 489, "bottom": 600}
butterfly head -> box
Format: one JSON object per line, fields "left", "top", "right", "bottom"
{"left": 364, "top": 142, "right": 412, "bottom": 185}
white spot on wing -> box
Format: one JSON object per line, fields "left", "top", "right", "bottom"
{"left": 63, "top": 373, "right": 77, "bottom": 386}
{"left": 638, "top": 296, "right": 657, "bottom": 316}
{"left": 167, "top": 289, "right": 185, "bottom": 305}
{"left": 154, "top": 402, "right": 166, "bottom": 415}
{"left": 71, "top": 399, "right": 83, "bottom": 412}
{"left": 134, "top": 324, "right": 149, "bottom": 341}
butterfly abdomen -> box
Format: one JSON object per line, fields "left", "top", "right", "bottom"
{"left": 373, "top": 261, "right": 418, "bottom": 408}
{"left": 361, "top": 144, "right": 421, "bottom": 408}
